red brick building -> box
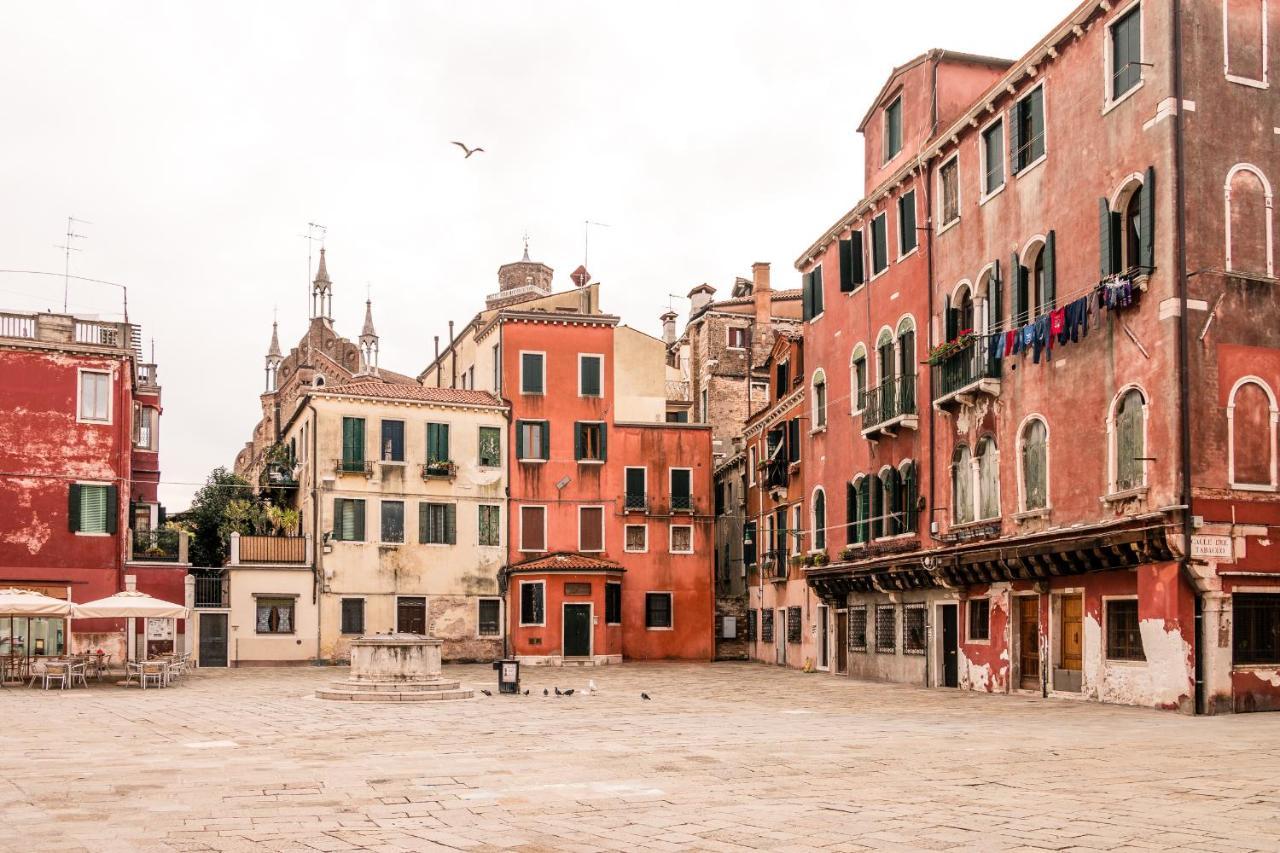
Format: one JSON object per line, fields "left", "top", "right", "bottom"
{"left": 421, "top": 251, "right": 715, "bottom": 664}
{"left": 795, "top": 0, "right": 1280, "bottom": 712}
{"left": 0, "top": 310, "right": 187, "bottom": 661}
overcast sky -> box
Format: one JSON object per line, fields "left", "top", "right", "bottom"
{"left": 0, "top": 1, "right": 1071, "bottom": 510}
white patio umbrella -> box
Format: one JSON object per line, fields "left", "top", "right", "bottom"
{"left": 0, "top": 588, "right": 80, "bottom": 616}
{"left": 75, "top": 590, "right": 188, "bottom": 662}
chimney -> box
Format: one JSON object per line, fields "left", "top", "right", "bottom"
{"left": 660, "top": 310, "right": 678, "bottom": 345}
{"left": 687, "top": 283, "right": 716, "bottom": 318}
{"left": 752, "top": 262, "right": 772, "bottom": 330}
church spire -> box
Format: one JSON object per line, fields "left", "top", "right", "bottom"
{"left": 267, "top": 320, "right": 282, "bottom": 359}
{"left": 265, "top": 320, "right": 283, "bottom": 391}
{"left": 311, "top": 247, "right": 333, "bottom": 320}
{"left": 358, "top": 298, "right": 379, "bottom": 376}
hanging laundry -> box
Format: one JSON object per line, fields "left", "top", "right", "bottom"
{"left": 989, "top": 331, "right": 1005, "bottom": 361}
{"left": 1031, "top": 315, "right": 1053, "bottom": 364}
{"left": 1005, "top": 329, "right": 1017, "bottom": 358}
{"left": 1050, "top": 307, "right": 1066, "bottom": 341}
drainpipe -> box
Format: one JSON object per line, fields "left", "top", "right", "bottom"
{"left": 498, "top": 323, "right": 512, "bottom": 662}
{"left": 307, "top": 400, "right": 323, "bottom": 661}
{"left": 1170, "top": 0, "right": 1201, "bottom": 714}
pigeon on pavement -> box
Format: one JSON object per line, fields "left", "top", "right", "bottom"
{"left": 641, "top": 692, "right": 651, "bottom": 701}
{"left": 543, "top": 688, "right": 549, "bottom": 696}
{"left": 554, "top": 687, "right": 562, "bottom": 696}
{"left": 480, "top": 689, "right": 492, "bottom": 697}
{"left": 563, "top": 689, "right": 574, "bottom": 696}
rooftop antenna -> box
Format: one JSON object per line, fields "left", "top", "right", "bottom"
{"left": 55, "top": 216, "right": 91, "bottom": 312}
{"left": 584, "top": 220, "right": 610, "bottom": 268}
{"left": 300, "top": 221, "right": 327, "bottom": 316}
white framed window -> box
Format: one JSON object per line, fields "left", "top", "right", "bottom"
{"left": 1018, "top": 416, "right": 1050, "bottom": 512}
{"left": 897, "top": 189, "right": 918, "bottom": 257}
{"left": 883, "top": 94, "right": 903, "bottom": 163}
{"left": 133, "top": 405, "right": 156, "bottom": 450}
{"left": 1224, "top": 163, "right": 1275, "bottom": 278}
{"left": 1227, "top": 376, "right": 1279, "bottom": 490}
{"left": 811, "top": 368, "right": 827, "bottom": 430}
{"left": 669, "top": 467, "right": 693, "bottom": 512}
{"left": 1108, "top": 386, "right": 1150, "bottom": 495}
{"left": 747, "top": 446, "right": 758, "bottom": 486}
{"left": 791, "top": 503, "right": 803, "bottom": 553}
{"left": 1105, "top": 0, "right": 1144, "bottom": 108}
{"left": 578, "top": 353, "right": 604, "bottom": 398}
{"left": 645, "top": 591, "right": 674, "bottom": 629}
{"left": 578, "top": 505, "right": 605, "bottom": 553}
{"left": 1223, "top": 0, "right": 1270, "bottom": 88}
{"left": 979, "top": 115, "right": 1005, "bottom": 200}
{"left": 519, "top": 351, "right": 546, "bottom": 395}
{"left": 727, "top": 327, "right": 748, "bottom": 349}
{"left": 78, "top": 369, "right": 111, "bottom": 423}
{"left": 669, "top": 524, "right": 693, "bottom": 554}
{"left": 477, "top": 598, "right": 502, "bottom": 637}
{"left": 624, "top": 524, "right": 648, "bottom": 553}
{"left": 519, "top": 505, "right": 548, "bottom": 552}
{"left": 938, "top": 155, "right": 960, "bottom": 229}
{"left": 71, "top": 482, "right": 113, "bottom": 535}
{"left": 870, "top": 212, "right": 889, "bottom": 277}
{"left": 850, "top": 344, "right": 868, "bottom": 414}
{"left": 519, "top": 580, "right": 545, "bottom": 626}
{"left": 811, "top": 487, "right": 826, "bottom": 551}
{"left": 1011, "top": 82, "right": 1047, "bottom": 175}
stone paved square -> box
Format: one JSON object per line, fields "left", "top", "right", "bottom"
{"left": 2, "top": 663, "right": 1279, "bottom": 853}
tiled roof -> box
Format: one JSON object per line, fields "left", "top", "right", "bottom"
{"left": 318, "top": 380, "right": 502, "bottom": 407}
{"left": 508, "top": 552, "right": 625, "bottom": 572}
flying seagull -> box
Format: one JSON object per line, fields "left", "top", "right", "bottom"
{"left": 451, "top": 141, "right": 484, "bottom": 158}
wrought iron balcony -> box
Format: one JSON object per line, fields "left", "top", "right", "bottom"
{"left": 194, "top": 572, "right": 228, "bottom": 608}
{"left": 623, "top": 492, "right": 649, "bottom": 513}
{"left": 931, "top": 334, "right": 1001, "bottom": 411}
{"left": 128, "top": 528, "right": 188, "bottom": 564}
{"left": 671, "top": 494, "right": 694, "bottom": 513}
{"left": 861, "top": 374, "right": 919, "bottom": 437}
{"left": 335, "top": 458, "right": 373, "bottom": 476}
{"left": 665, "top": 380, "right": 692, "bottom": 403}
{"left": 421, "top": 460, "right": 457, "bottom": 480}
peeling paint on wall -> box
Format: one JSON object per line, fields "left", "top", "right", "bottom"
{"left": 1082, "top": 615, "right": 1192, "bottom": 709}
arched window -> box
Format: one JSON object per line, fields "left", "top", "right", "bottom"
{"left": 1020, "top": 417, "right": 1049, "bottom": 511}
{"left": 978, "top": 265, "right": 1000, "bottom": 332}
{"left": 896, "top": 317, "right": 916, "bottom": 410}
{"left": 1226, "top": 165, "right": 1274, "bottom": 278}
{"left": 812, "top": 488, "right": 827, "bottom": 551}
{"left": 977, "top": 436, "right": 1000, "bottom": 520}
{"left": 1228, "top": 377, "right": 1278, "bottom": 488}
{"left": 851, "top": 476, "right": 871, "bottom": 544}
{"left": 313, "top": 374, "right": 326, "bottom": 387}
{"left": 952, "top": 445, "right": 973, "bottom": 525}
{"left": 1113, "top": 388, "right": 1148, "bottom": 491}
{"left": 875, "top": 328, "right": 895, "bottom": 388}
{"left": 1016, "top": 235, "right": 1056, "bottom": 323}
{"left": 1123, "top": 187, "right": 1143, "bottom": 271}
{"left": 881, "top": 467, "right": 903, "bottom": 537}
{"left": 900, "top": 460, "right": 919, "bottom": 533}
{"left": 867, "top": 471, "right": 883, "bottom": 540}
{"left": 850, "top": 344, "right": 868, "bottom": 413}
{"left": 947, "top": 283, "right": 974, "bottom": 340}
{"left": 812, "top": 369, "right": 828, "bottom": 429}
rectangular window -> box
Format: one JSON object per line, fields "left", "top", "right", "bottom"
{"left": 982, "top": 119, "right": 1005, "bottom": 195}
{"left": 747, "top": 446, "right": 757, "bottom": 486}
{"left": 520, "top": 505, "right": 547, "bottom": 551}
{"left": 761, "top": 608, "right": 774, "bottom": 642}
{"left": 520, "top": 581, "right": 545, "bottom": 625}
{"left": 903, "top": 605, "right": 926, "bottom": 655}
{"left": 870, "top": 213, "right": 888, "bottom": 275}
{"left": 939, "top": 158, "right": 959, "bottom": 226}
{"left": 1106, "top": 599, "right": 1146, "bottom": 661}
{"left": 670, "top": 524, "right": 693, "bottom": 554}
{"left": 849, "top": 606, "right": 868, "bottom": 652}
{"left": 492, "top": 343, "right": 501, "bottom": 393}
{"left": 645, "top": 592, "right": 673, "bottom": 629}
{"left": 575, "top": 422, "right": 606, "bottom": 462}
{"left": 517, "top": 420, "right": 549, "bottom": 461}
{"left": 70, "top": 484, "right": 113, "bottom": 534}
{"left": 520, "top": 352, "right": 545, "bottom": 394}
{"left": 380, "top": 420, "right": 405, "bottom": 462}
{"left": 425, "top": 422, "right": 450, "bottom": 463}
{"left": 255, "top": 597, "right": 295, "bottom": 634}
{"left": 478, "top": 426, "right": 501, "bottom": 467}
{"left": 670, "top": 468, "right": 693, "bottom": 512}
{"left": 605, "top": 583, "right": 622, "bottom": 624}
{"left": 79, "top": 370, "right": 111, "bottom": 422}
{"left": 134, "top": 406, "right": 155, "bottom": 449}
{"left": 853, "top": 356, "right": 868, "bottom": 411}
{"left": 478, "top": 598, "right": 501, "bottom": 636}
{"left": 742, "top": 520, "right": 756, "bottom": 567}
{"left": 884, "top": 95, "right": 902, "bottom": 162}
{"left": 579, "top": 506, "right": 605, "bottom": 552}
{"left": 418, "top": 502, "right": 456, "bottom": 545}
{"left": 968, "top": 598, "right": 991, "bottom": 641}
{"left": 898, "top": 190, "right": 917, "bottom": 255}
{"left": 727, "top": 327, "right": 748, "bottom": 349}
{"left": 875, "top": 604, "right": 896, "bottom": 653}
{"left": 341, "top": 417, "right": 366, "bottom": 470}
{"left": 1014, "top": 86, "right": 1045, "bottom": 172}
{"left": 1233, "top": 594, "right": 1280, "bottom": 665}
{"left": 333, "top": 498, "right": 366, "bottom": 542}
{"left": 340, "top": 598, "right": 365, "bottom": 635}
{"left": 579, "top": 354, "right": 603, "bottom": 397}
{"left": 776, "top": 360, "right": 790, "bottom": 398}
{"left": 625, "top": 524, "right": 647, "bottom": 552}
{"left": 478, "top": 504, "right": 501, "bottom": 547}
{"left": 665, "top": 410, "right": 688, "bottom": 423}
{"left": 381, "top": 500, "right": 404, "bottom": 543}
{"left": 1110, "top": 4, "right": 1142, "bottom": 101}
{"left": 625, "top": 467, "right": 647, "bottom": 510}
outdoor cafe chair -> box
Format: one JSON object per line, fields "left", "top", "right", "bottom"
{"left": 30, "top": 661, "right": 69, "bottom": 690}
{"left": 68, "top": 661, "right": 89, "bottom": 689}
{"left": 140, "top": 660, "right": 166, "bottom": 689}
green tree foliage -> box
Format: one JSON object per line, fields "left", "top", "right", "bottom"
{"left": 180, "top": 467, "right": 252, "bottom": 567}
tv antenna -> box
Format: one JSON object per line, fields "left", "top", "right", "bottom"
{"left": 584, "top": 220, "right": 610, "bottom": 267}
{"left": 299, "top": 221, "right": 326, "bottom": 317}
{"left": 55, "top": 216, "right": 91, "bottom": 312}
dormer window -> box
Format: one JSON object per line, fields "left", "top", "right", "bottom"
{"left": 884, "top": 95, "right": 903, "bottom": 163}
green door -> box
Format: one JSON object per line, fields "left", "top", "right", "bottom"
{"left": 563, "top": 604, "right": 592, "bottom": 658}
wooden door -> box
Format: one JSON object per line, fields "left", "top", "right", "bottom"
{"left": 941, "top": 604, "right": 959, "bottom": 688}
{"left": 1061, "top": 596, "right": 1083, "bottom": 672}
{"left": 1018, "top": 597, "right": 1040, "bottom": 690}
{"left": 397, "top": 598, "right": 426, "bottom": 634}
{"left": 563, "top": 604, "right": 592, "bottom": 658}
{"left": 199, "top": 614, "right": 227, "bottom": 667}
{"left": 836, "top": 611, "right": 849, "bottom": 674}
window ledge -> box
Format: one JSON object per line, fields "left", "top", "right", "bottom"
{"left": 1101, "top": 486, "right": 1148, "bottom": 504}
{"left": 978, "top": 182, "right": 1006, "bottom": 207}
{"left": 1226, "top": 74, "right": 1269, "bottom": 90}
{"left": 873, "top": 532, "right": 918, "bottom": 543}
{"left": 869, "top": 266, "right": 890, "bottom": 283}
{"left": 897, "top": 246, "right": 920, "bottom": 263}
{"left": 1230, "top": 482, "right": 1277, "bottom": 493}
{"left": 1103, "top": 658, "right": 1147, "bottom": 668}
{"left": 1015, "top": 153, "right": 1048, "bottom": 180}
{"left": 936, "top": 217, "right": 960, "bottom": 237}
{"left": 519, "top": 458, "right": 548, "bottom": 465}
{"left": 1012, "top": 508, "right": 1051, "bottom": 522}
{"left": 810, "top": 425, "right": 827, "bottom": 436}
{"left": 645, "top": 626, "right": 675, "bottom": 632}
{"left": 577, "top": 459, "right": 605, "bottom": 466}
{"left": 1232, "top": 663, "right": 1280, "bottom": 671}
{"left": 1102, "top": 80, "right": 1143, "bottom": 116}
{"left": 378, "top": 460, "right": 406, "bottom": 466}
{"left": 75, "top": 531, "right": 111, "bottom": 537}
{"left": 949, "top": 519, "right": 1000, "bottom": 533}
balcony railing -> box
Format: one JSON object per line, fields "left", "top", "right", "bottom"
{"left": 136, "top": 363, "right": 159, "bottom": 387}
{"left": 74, "top": 320, "right": 122, "bottom": 347}
{"left": 0, "top": 311, "right": 133, "bottom": 351}
{"left": 671, "top": 494, "right": 693, "bottom": 513}
{"left": 232, "top": 534, "right": 309, "bottom": 565}
{"left": 194, "top": 572, "right": 228, "bottom": 608}
{"left": 0, "top": 312, "right": 36, "bottom": 339}
{"left": 931, "top": 334, "right": 1001, "bottom": 407}
{"left": 421, "top": 460, "right": 457, "bottom": 480}
{"left": 665, "top": 380, "right": 692, "bottom": 402}
{"left": 624, "top": 492, "right": 649, "bottom": 512}
{"left": 862, "top": 374, "right": 918, "bottom": 434}
{"left": 335, "top": 458, "right": 373, "bottom": 476}
{"left": 128, "top": 528, "right": 189, "bottom": 564}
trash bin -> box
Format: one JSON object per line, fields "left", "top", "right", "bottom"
{"left": 493, "top": 658, "right": 519, "bottom": 694}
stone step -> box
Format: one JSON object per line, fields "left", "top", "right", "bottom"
{"left": 326, "top": 679, "right": 462, "bottom": 693}
{"left": 316, "top": 686, "right": 474, "bottom": 702}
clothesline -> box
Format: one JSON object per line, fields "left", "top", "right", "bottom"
{"left": 948, "top": 271, "right": 1141, "bottom": 339}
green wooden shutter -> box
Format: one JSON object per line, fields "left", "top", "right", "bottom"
{"left": 1008, "top": 106, "right": 1021, "bottom": 174}
{"left": 989, "top": 259, "right": 1002, "bottom": 328}
{"left": 1011, "top": 252, "right": 1022, "bottom": 324}
{"left": 869, "top": 473, "right": 882, "bottom": 540}
{"left": 801, "top": 271, "right": 813, "bottom": 321}
{"left": 540, "top": 421, "right": 550, "bottom": 460}
{"left": 353, "top": 500, "right": 365, "bottom": 542}
{"left": 68, "top": 483, "right": 81, "bottom": 532}
{"left": 903, "top": 463, "right": 918, "bottom": 532}
{"left": 441, "top": 423, "right": 450, "bottom": 461}
{"left": 515, "top": 422, "right": 525, "bottom": 460}
{"left": 418, "top": 502, "right": 428, "bottom": 544}
{"left": 857, "top": 479, "right": 871, "bottom": 543}
{"left": 1043, "top": 230, "right": 1056, "bottom": 310}
{"left": 1100, "top": 197, "right": 1115, "bottom": 277}
{"left": 812, "top": 266, "right": 824, "bottom": 316}
{"left": 944, "top": 292, "right": 954, "bottom": 340}
{"left": 851, "top": 230, "right": 865, "bottom": 284}
{"left": 105, "top": 485, "right": 118, "bottom": 534}
{"left": 445, "top": 504, "right": 456, "bottom": 545}
{"left": 839, "top": 239, "right": 853, "bottom": 292}
{"left": 600, "top": 423, "right": 607, "bottom": 462}
{"left": 1140, "top": 166, "right": 1155, "bottom": 269}
{"left": 574, "top": 422, "right": 584, "bottom": 460}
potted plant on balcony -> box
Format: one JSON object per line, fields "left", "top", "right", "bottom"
{"left": 813, "top": 550, "right": 829, "bottom": 567}
{"left": 423, "top": 459, "right": 457, "bottom": 479}
{"left": 838, "top": 545, "right": 860, "bottom": 562}
{"left": 789, "top": 554, "right": 804, "bottom": 569}
{"left": 926, "top": 329, "right": 976, "bottom": 366}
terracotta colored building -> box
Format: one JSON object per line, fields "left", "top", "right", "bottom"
{"left": 0, "top": 309, "right": 187, "bottom": 661}
{"left": 795, "top": 0, "right": 1280, "bottom": 713}
{"left": 421, "top": 249, "right": 715, "bottom": 665}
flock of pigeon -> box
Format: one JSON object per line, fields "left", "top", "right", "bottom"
{"left": 477, "top": 680, "right": 651, "bottom": 701}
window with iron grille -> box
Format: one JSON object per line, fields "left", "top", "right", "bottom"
{"left": 340, "top": 598, "right": 364, "bottom": 635}
{"left": 875, "top": 604, "right": 896, "bottom": 653}
{"left": 746, "top": 608, "right": 757, "bottom": 640}
{"left": 968, "top": 598, "right": 990, "bottom": 642}
{"left": 478, "top": 599, "right": 501, "bottom": 636}
{"left": 645, "top": 592, "right": 673, "bottom": 629}
{"left": 849, "top": 606, "right": 867, "bottom": 652}
{"left": 787, "top": 606, "right": 802, "bottom": 643}
{"left": 761, "top": 608, "right": 774, "bottom": 643}
{"left": 1233, "top": 594, "right": 1280, "bottom": 665}
{"left": 903, "top": 605, "right": 926, "bottom": 655}
{"left": 1106, "top": 599, "right": 1145, "bottom": 661}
